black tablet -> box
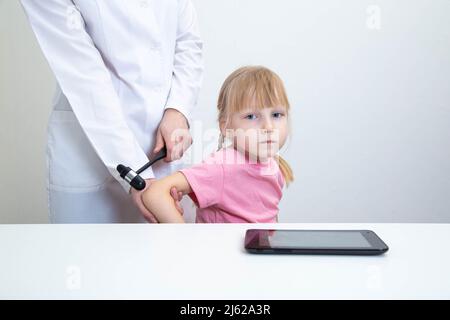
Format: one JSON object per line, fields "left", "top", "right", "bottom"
{"left": 244, "top": 229, "right": 389, "bottom": 255}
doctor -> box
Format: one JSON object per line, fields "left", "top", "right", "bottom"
{"left": 20, "top": 0, "right": 203, "bottom": 223}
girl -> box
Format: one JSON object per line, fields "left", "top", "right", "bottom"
{"left": 141, "top": 66, "right": 294, "bottom": 223}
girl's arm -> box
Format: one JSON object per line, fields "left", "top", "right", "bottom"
{"left": 141, "top": 172, "right": 192, "bottom": 223}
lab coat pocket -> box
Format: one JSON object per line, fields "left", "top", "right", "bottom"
{"left": 47, "top": 110, "right": 112, "bottom": 192}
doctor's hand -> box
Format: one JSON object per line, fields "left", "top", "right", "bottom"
{"left": 153, "top": 108, "right": 192, "bottom": 162}
{"left": 130, "top": 179, "right": 184, "bottom": 223}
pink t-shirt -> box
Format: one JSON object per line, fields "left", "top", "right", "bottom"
{"left": 179, "top": 147, "right": 285, "bottom": 223}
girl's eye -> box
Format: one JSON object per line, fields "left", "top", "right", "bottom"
{"left": 272, "top": 112, "right": 285, "bottom": 118}
{"left": 245, "top": 114, "right": 257, "bottom": 120}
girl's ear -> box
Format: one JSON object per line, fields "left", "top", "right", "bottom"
{"left": 218, "top": 119, "right": 227, "bottom": 151}
{"left": 219, "top": 120, "right": 226, "bottom": 136}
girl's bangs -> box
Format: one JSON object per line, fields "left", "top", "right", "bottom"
{"left": 227, "top": 70, "right": 290, "bottom": 114}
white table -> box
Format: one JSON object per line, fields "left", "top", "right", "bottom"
{"left": 0, "top": 223, "right": 449, "bottom": 299}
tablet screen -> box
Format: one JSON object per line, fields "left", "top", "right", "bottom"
{"left": 267, "top": 230, "right": 372, "bottom": 249}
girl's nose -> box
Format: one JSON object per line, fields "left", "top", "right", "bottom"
{"left": 262, "top": 118, "right": 274, "bottom": 131}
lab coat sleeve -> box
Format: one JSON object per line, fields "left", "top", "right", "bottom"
{"left": 20, "top": 0, "right": 155, "bottom": 193}
{"left": 165, "top": 0, "right": 204, "bottom": 127}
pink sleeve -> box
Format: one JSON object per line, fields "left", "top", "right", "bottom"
{"left": 179, "top": 163, "right": 224, "bottom": 208}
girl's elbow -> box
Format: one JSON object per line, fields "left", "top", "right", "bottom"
{"left": 141, "top": 181, "right": 184, "bottom": 223}
{"left": 141, "top": 181, "right": 166, "bottom": 209}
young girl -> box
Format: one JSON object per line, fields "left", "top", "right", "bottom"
{"left": 141, "top": 66, "right": 294, "bottom": 223}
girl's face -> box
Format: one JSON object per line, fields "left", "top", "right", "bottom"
{"left": 223, "top": 105, "right": 288, "bottom": 162}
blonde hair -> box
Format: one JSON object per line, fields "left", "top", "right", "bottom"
{"left": 216, "top": 66, "right": 294, "bottom": 186}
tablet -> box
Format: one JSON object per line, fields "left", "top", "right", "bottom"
{"left": 244, "top": 229, "right": 389, "bottom": 255}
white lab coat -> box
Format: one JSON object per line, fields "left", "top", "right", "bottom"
{"left": 21, "top": 0, "right": 203, "bottom": 223}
